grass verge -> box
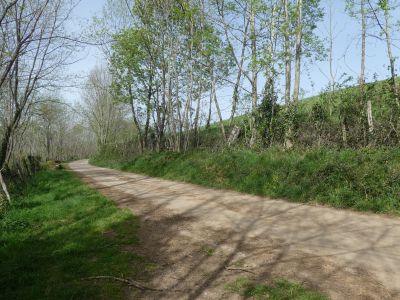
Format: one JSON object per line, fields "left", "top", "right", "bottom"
{"left": 225, "top": 277, "right": 328, "bottom": 300}
{"left": 91, "top": 147, "right": 400, "bottom": 215}
{"left": 0, "top": 169, "right": 151, "bottom": 300}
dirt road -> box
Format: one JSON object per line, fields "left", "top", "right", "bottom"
{"left": 70, "top": 160, "right": 400, "bottom": 299}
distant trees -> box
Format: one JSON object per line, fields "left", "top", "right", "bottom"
{"left": 82, "top": 67, "right": 126, "bottom": 149}
{"left": 0, "top": 0, "right": 81, "bottom": 205}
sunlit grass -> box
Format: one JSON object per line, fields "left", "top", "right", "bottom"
{"left": 225, "top": 277, "right": 328, "bottom": 300}
{"left": 91, "top": 147, "right": 400, "bottom": 215}
{"left": 0, "top": 169, "right": 150, "bottom": 300}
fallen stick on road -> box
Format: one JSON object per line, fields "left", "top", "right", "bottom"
{"left": 83, "top": 276, "right": 163, "bottom": 291}
{"left": 225, "top": 266, "right": 256, "bottom": 274}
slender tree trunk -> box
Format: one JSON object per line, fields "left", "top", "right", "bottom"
{"left": 159, "top": 68, "right": 167, "bottom": 151}
{"left": 206, "top": 91, "right": 212, "bottom": 129}
{"left": 293, "top": 0, "right": 302, "bottom": 103}
{"left": 0, "top": 125, "right": 13, "bottom": 205}
{"left": 360, "top": 0, "right": 366, "bottom": 94}
{"left": 211, "top": 65, "right": 226, "bottom": 141}
{"left": 367, "top": 98, "right": 374, "bottom": 134}
{"left": 167, "top": 60, "right": 177, "bottom": 151}
{"left": 284, "top": 0, "right": 293, "bottom": 149}
{"left": 284, "top": 0, "right": 291, "bottom": 106}
{"left": 360, "top": 0, "right": 373, "bottom": 143}
{"left": 250, "top": 0, "right": 258, "bottom": 146}
{"left": 328, "top": 0, "right": 335, "bottom": 117}
{"left": 229, "top": 20, "right": 249, "bottom": 126}
{"left": 176, "top": 76, "right": 183, "bottom": 152}
{"left": 382, "top": 3, "right": 399, "bottom": 104}
{"left": 129, "top": 93, "right": 143, "bottom": 152}
{"left": 194, "top": 0, "right": 205, "bottom": 147}
{"left": 0, "top": 171, "right": 10, "bottom": 205}
{"left": 144, "top": 72, "right": 153, "bottom": 149}
{"left": 193, "top": 87, "right": 202, "bottom": 147}
{"left": 265, "top": 3, "right": 277, "bottom": 146}
{"left": 183, "top": 17, "right": 194, "bottom": 152}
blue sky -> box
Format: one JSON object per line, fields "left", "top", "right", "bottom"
{"left": 63, "top": 0, "right": 400, "bottom": 119}
{"left": 63, "top": 0, "right": 107, "bottom": 104}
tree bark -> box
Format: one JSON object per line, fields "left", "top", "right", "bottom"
{"left": 293, "top": 0, "right": 303, "bottom": 103}
{"left": 284, "top": 0, "right": 293, "bottom": 149}
{"left": 144, "top": 72, "right": 153, "bottom": 149}
{"left": 250, "top": 0, "right": 258, "bottom": 146}
{"left": 183, "top": 17, "right": 194, "bottom": 152}
{"left": 284, "top": 0, "right": 291, "bottom": 106}
{"left": 382, "top": 1, "right": 399, "bottom": 104}
{"left": 0, "top": 171, "right": 10, "bottom": 205}
{"left": 360, "top": 0, "right": 373, "bottom": 142}
{"left": 230, "top": 19, "right": 249, "bottom": 126}
{"left": 211, "top": 66, "right": 226, "bottom": 141}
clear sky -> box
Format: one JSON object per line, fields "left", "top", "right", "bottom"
{"left": 63, "top": 0, "right": 400, "bottom": 119}
{"left": 63, "top": 0, "right": 108, "bottom": 105}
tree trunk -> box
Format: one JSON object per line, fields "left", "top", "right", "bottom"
{"left": 0, "top": 126, "right": 12, "bottom": 205}
{"left": 144, "top": 73, "right": 153, "bottom": 149}
{"left": 206, "top": 91, "right": 212, "bottom": 129}
{"left": 360, "top": 0, "right": 372, "bottom": 144}
{"left": 229, "top": 19, "right": 249, "bottom": 126}
{"left": 0, "top": 171, "right": 10, "bottom": 205}
{"left": 383, "top": 2, "right": 399, "bottom": 105}
{"left": 367, "top": 99, "right": 374, "bottom": 135}
{"left": 328, "top": 0, "right": 335, "bottom": 117}
{"left": 183, "top": 17, "right": 194, "bottom": 152}
{"left": 284, "top": 0, "right": 293, "bottom": 149}
{"left": 128, "top": 87, "right": 144, "bottom": 153}
{"left": 250, "top": 0, "right": 258, "bottom": 146}
{"left": 193, "top": 85, "right": 202, "bottom": 147}
{"left": 293, "top": 0, "right": 303, "bottom": 103}
{"left": 265, "top": 3, "right": 277, "bottom": 146}
{"left": 211, "top": 66, "right": 226, "bottom": 142}
{"left": 284, "top": 0, "right": 291, "bottom": 106}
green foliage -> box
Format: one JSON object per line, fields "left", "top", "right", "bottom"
{"left": 91, "top": 147, "right": 400, "bottom": 215}
{"left": 225, "top": 277, "right": 328, "bottom": 300}
{"left": 201, "top": 245, "right": 216, "bottom": 256}
{"left": 0, "top": 170, "right": 150, "bottom": 299}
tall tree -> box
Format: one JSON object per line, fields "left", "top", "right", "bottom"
{"left": 0, "top": 0, "right": 77, "bottom": 204}
{"left": 292, "top": 0, "right": 303, "bottom": 103}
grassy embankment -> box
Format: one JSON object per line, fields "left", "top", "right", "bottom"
{"left": 91, "top": 147, "right": 400, "bottom": 215}
{"left": 0, "top": 169, "right": 152, "bottom": 299}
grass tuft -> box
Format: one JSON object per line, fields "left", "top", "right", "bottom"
{"left": 225, "top": 277, "right": 328, "bottom": 300}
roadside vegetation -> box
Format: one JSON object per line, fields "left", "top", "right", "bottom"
{"left": 91, "top": 146, "right": 400, "bottom": 215}
{"left": 225, "top": 277, "right": 328, "bottom": 300}
{"left": 0, "top": 169, "right": 151, "bottom": 299}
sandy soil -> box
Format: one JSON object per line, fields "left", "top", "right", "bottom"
{"left": 70, "top": 160, "right": 400, "bottom": 299}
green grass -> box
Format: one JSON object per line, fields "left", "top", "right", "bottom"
{"left": 201, "top": 244, "right": 216, "bottom": 256}
{"left": 91, "top": 147, "right": 400, "bottom": 215}
{"left": 225, "top": 277, "right": 328, "bottom": 300}
{"left": 0, "top": 169, "right": 152, "bottom": 300}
